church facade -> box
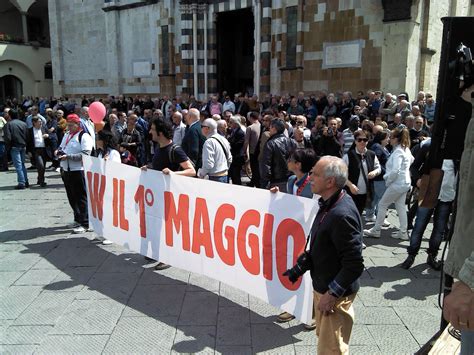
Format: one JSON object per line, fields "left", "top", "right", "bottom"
{"left": 49, "top": 0, "right": 473, "bottom": 100}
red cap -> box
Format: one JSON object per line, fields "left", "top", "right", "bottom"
{"left": 67, "top": 113, "right": 81, "bottom": 124}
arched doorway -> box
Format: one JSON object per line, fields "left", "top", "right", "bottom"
{"left": 0, "top": 75, "right": 23, "bottom": 105}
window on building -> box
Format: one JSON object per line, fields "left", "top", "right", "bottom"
{"left": 161, "top": 25, "right": 169, "bottom": 75}
{"left": 286, "top": 6, "right": 297, "bottom": 68}
{"left": 44, "top": 62, "right": 52, "bottom": 79}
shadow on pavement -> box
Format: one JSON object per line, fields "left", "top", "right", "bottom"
{"left": 11, "top": 231, "right": 307, "bottom": 353}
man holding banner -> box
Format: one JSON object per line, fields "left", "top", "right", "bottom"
{"left": 283, "top": 156, "right": 364, "bottom": 354}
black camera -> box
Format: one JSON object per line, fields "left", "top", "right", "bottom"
{"left": 453, "top": 43, "right": 473, "bottom": 92}
{"left": 283, "top": 251, "right": 312, "bottom": 284}
{"left": 56, "top": 148, "right": 66, "bottom": 157}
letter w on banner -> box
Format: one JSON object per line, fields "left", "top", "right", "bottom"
{"left": 84, "top": 156, "right": 319, "bottom": 324}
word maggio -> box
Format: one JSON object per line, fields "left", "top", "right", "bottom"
{"left": 87, "top": 171, "right": 307, "bottom": 291}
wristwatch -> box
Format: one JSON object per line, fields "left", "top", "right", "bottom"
{"left": 328, "top": 289, "right": 339, "bottom": 298}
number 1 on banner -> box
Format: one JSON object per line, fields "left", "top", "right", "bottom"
{"left": 134, "top": 184, "right": 155, "bottom": 238}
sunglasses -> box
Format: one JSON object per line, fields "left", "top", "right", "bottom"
{"left": 356, "top": 138, "right": 369, "bottom": 142}
{"left": 201, "top": 125, "right": 210, "bottom": 128}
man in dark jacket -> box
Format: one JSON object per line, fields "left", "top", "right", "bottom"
{"left": 260, "top": 118, "right": 296, "bottom": 191}
{"left": 316, "top": 117, "right": 343, "bottom": 157}
{"left": 283, "top": 156, "right": 364, "bottom": 354}
{"left": 181, "top": 108, "right": 206, "bottom": 170}
{"left": 27, "top": 117, "right": 49, "bottom": 187}
{"left": 4, "top": 109, "right": 29, "bottom": 189}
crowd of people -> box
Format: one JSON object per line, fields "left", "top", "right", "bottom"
{"left": 1, "top": 87, "right": 470, "bottom": 353}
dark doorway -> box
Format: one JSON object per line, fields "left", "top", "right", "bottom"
{"left": 216, "top": 8, "right": 254, "bottom": 97}
{"left": 0, "top": 75, "right": 23, "bottom": 105}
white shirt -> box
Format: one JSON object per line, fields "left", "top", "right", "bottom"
{"left": 439, "top": 160, "right": 456, "bottom": 202}
{"left": 59, "top": 131, "right": 93, "bottom": 171}
{"left": 173, "top": 121, "right": 186, "bottom": 146}
{"left": 343, "top": 148, "right": 381, "bottom": 194}
{"left": 384, "top": 145, "right": 414, "bottom": 192}
{"left": 33, "top": 127, "right": 45, "bottom": 148}
{"left": 98, "top": 148, "right": 121, "bottom": 163}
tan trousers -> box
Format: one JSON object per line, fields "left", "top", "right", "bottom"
{"left": 313, "top": 291, "right": 356, "bottom": 355}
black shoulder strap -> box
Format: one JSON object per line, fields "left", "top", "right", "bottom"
{"left": 79, "top": 130, "right": 85, "bottom": 143}
{"left": 210, "top": 136, "right": 229, "bottom": 160}
{"left": 168, "top": 143, "right": 178, "bottom": 164}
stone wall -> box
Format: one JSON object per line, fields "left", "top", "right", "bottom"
{"left": 49, "top": 0, "right": 472, "bottom": 100}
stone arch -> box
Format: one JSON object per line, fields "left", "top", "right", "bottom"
{"left": 0, "top": 75, "right": 23, "bottom": 103}
{"left": 0, "top": 60, "right": 36, "bottom": 97}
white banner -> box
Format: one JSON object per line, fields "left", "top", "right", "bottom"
{"left": 83, "top": 156, "right": 319, "bottom": 324}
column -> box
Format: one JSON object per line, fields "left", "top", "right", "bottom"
{"left": 253, "top": 0, "right": 261, "bottom": 97}
{"left": 21, "top": 12, "right": 29, "bottom": 43}
{"left": 104, "top": 9, "right": 122, "bottom": 94}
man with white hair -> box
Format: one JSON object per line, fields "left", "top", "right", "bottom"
{"left": 80, "top": 106, "right": 96, "bottom": 149}
{"left": 379, "top": 93, "right": 397, "bottom": 123}
{"left": 172, "top": 111, "right": 186, "bottom": 146}
{"left": 198, "top": 118, "right": 232, "bottom": 183}
{"left": 217, "top": 120, "right": 227, "bottom": 137}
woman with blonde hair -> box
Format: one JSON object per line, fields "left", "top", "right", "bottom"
{"left": 364, "top": 127, "right": 414, "bottom": 240}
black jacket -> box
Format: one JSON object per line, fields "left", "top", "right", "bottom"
{"left": 308, "top": 190, "right": 364, "bottom": 297}
{"left": 228, "top": 127, "right": 245, "bottom": 160}
{"left": 4, "top": 119, "right": 28, "bottom": 148}
{"left": 181, "top": 121, "right": 206, "bottom": 169}
{"left": 260, "top": 133, "right": 296, "bottom": 188}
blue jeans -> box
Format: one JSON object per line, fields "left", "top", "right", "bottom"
{"left": 366, "top": 180, "right": 387, "bottom": 217}
{"left": 461, "top": 330, "right": 474, "bottom": 355}
{"left": 407, "top": 201, "right": 451, "bottom": 256}
{"left": 10, "top": 146, "right": 28, "bottom": 186}
{"left": 209, "top": 175, "right": 228, "bottom": 183}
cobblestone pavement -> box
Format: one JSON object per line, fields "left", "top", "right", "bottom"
{"left": 0, "top": 167, "right": 444, "bottom": 354}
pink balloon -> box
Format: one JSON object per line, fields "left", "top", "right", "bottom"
{"left": 89, "top": 101, "right": 106, "bottom": 123}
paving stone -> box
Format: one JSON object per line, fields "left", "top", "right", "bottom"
{"left": 67, "top": 246, "right": 109, "bottom": 267}
{"left": 123, "top": 284, "right": 186, "bottom": 318}
{"left": 216, "top": 307, "right": 251, "bottom": 346}
{"left": 103, "top": 316, "right": 176, "bottom": 354}
{"left": 138, "top": 267, "right": 190, "bottom": 285}
{"left": 50, "top": 299, "right": 125, "bottom": 335}
{"left": 0, "top": 272, "right": 23, "bottom": 287}
{"left": 251, "top": 323, "right": 296, "bottom": 353}
{"left": 288, "top": 324, "right": 317, "bottom": 346}
{"left": 354, "top": 305, "right": 403, "bottom": 325}
{"left": 294, "top": 345, "right": 316, "bottom": 354}
{"left": 219, "top": 283, "right": 249, "bottom": 308}
{"left": 31, "top": 243, "right": 82, "bottom": 270}
{"left": 0, "top": 344, "right": 37, "bottom": 354}
{"left": 14, "top": 269, "right": 60, "bottom": 286}
{"left": 14, "top": 292, "right": 77, "bottom": 325}
{"left": 367, "top": 324, "right": 420, "bottom": 353}
{"left": 187, "top": 273, "right": 220, "bottom": 293}
{"left": 0, "top": 253, "right": 41, "bottom": 272}
{"left": 44, "top": 266, "right": 97, "bottom": 292}
{"left": 350, "top": 345, "right": 382, "bottom": 354}
{"left": 96, "top": 253, "right": 145, "bottom": 274}
{"left": 0, "top": 325, "right": 53, "bottom": 345}
{"left": 215, "top": 345, "right": 253, "bottom": 354}
{"left": 349, "top": 324, "right": 377, "bottom": 346}
{"left": 172, "top": 325, "right": 216, "bottom": 354}
{"left": 76, "top": 272, "right": 139, "bottom": 302}
{"left": 178, "top": 291, "right": 219, "bottom": 326}
{"left": 249, "top": 296, "right": 281, "bottom": 324}
{"left": 0, "top": 286, "right": 42, "bottom": 320}
{"left": 35, "top": 335, "right": 109, "bottom": 354}
{"left": 393, "top": 307, "right": 441, "bottom": 345}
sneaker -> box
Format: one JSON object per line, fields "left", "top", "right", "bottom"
{"left": 14, "top": 184, "right": 26, "bottom": 190}
{"left": 87, "top": 227, "right": 94, "bottom": 233}
{"left": 362, "top": 242, "right": 367, "bottom": 249}
{"left": 72, "top": 226, "right": 86, "bottom": 234}
{"left": 55, "top": 167, "right": 61, "bottom": 172}
{"left": 364, "top": 228, "right": 381, "bottom": 238}
{"left": 365, "top": 215, "right": 376, "bottom": 223}
{"left": 25, "top": 181, "right": 30, "bottom": 188}
{"left": 277, "top": 312, "right": 295, "bottom": 323}
{"left": 68, "top": 221, "right": 80, "bottom": 228}
{"left": 392, "top": 230, "right": 409, "bottom": 240}
{"left": 102, "top": 239, "right": 113, "bottom": 245}
{"left": 154, "top": 262, "right": 171, "bottom": 271}
{"left": 39, "top": 182, "right": 47, "bottom": 188}
{"left": 382, "top": 219, "right": 391, "bottom": 227}
{"left": 401, "top": 255, "right": 415, "bottom": 269}
{"left": 427, "top": 254, "right": 442, "bottom": 271}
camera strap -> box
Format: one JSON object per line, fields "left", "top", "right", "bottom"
{"left": 304, "top": 190, "right": 345, "bottom": 251}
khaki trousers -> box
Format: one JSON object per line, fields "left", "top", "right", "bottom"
{"left": 313, "top": 291, "right": 356, "bottom": 355}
